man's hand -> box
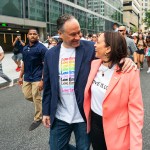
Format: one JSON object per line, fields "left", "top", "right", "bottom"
{"left": 18, "top": 78, "right": 23, "bottom": 86}
{"left": 42, "top": 116, "right": 51, "bottom": 128}
{"left": 120, "top": 58, "right": 137, "bottom": 73}
{"left": 38, "top": 80, "right": 43, "bottom": 91}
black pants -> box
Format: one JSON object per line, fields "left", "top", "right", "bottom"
{"left": 90, "top": 110, "right": 107, "bottom": 150}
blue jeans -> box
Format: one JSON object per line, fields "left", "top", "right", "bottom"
{"left": 49, "top": 118, "right": 90, "bottom": 150}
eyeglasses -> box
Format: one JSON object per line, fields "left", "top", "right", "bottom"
{"left": 118, "top": 30, "right": 124, "bottom": 32}
{"left": 92, "top": 36, "right": 97, "bottom": 38}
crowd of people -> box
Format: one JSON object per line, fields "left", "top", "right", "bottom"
{"left": 0, "top": 14, "right": 146, "bottom": 150}
{"left": 46, "top": 23, "right": 150, "bottom": 74}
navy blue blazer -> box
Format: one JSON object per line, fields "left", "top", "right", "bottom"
{"left": 42, "top": 40, "right": 95, "bottom": 126}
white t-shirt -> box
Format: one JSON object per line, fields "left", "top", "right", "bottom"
{"left": 91, "top": 64, "right": 115, "bottom": 116}
{"left": 55, "top": 43, "right": 84, "bottom": 123}
{"left": 0, "top": 46, "right": 4, "bottom": 64}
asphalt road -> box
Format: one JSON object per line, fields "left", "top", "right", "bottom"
{"left": 0, "top": 65, "right": 150, "bottom": 150}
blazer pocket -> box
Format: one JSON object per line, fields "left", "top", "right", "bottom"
{"left": 117, "top": 119, "right": 129, "bottom": 128}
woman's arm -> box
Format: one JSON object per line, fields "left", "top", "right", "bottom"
{"left": 128, "top": 70, "right": 144, "bottom": 150}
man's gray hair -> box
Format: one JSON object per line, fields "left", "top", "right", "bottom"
{"left": 57, "top": 14, "right": 75, "bottom": 31}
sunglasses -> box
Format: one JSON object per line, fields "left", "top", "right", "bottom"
{"left": 118, "top": 30, "right": 124, "bottom": 32}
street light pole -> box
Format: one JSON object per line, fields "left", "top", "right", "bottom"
{"left": 138, "top": 13, "right": 140, "bottom": 30}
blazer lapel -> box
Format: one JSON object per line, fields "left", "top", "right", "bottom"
{"left": 103, "top": 66, "right": 122, "bottom": 101}
{"left": 53, "top": 44, "right": 61, "bottom": 90}
{"left": 74, "top": 43, "right": 84, "bottom": 83}
{"left": 86, "top": 59, "right": 102, "bottom": 89}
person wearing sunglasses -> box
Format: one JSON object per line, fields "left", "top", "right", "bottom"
{"left": 118, "top": 26, "right": 138, "bottom": 64}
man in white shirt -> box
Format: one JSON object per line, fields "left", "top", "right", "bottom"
{"left": 118, "top": 26, "right": 137, "bottom": 61}
{"left": 42, "top": 14, "right": 95, "bottom": 150}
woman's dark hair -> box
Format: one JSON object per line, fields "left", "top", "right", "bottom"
{"left": 103, "top": 31, "right": 128, "bottom": 72}
{"left": 146, "top": 36, "right": 150, "bottom": 43}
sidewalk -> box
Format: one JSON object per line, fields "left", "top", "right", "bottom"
{"left": 0, "top": 53, "right": 20, "bottom": 88}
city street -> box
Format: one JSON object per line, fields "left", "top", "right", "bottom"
{"left": 0, "top": 66, "right": 150, "bottom": 150}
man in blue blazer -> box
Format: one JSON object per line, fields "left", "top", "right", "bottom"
{"left": 42, "top": 14, "right": 136, "bottom": 150}
{"left": 42, "top": 14, "right": 94, "bottom": 150}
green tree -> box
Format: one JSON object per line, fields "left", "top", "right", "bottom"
{"left": 143, "top": 10, "right": 150, "bottom": 28}
{"left": 130, "top": 26, "right": 138, "bottom": 33}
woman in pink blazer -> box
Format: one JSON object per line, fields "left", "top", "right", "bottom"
{"left": 84, "top": 31, "right": 144, "bottom": 150}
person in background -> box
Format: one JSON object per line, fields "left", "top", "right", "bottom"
{"left": 127, "top": 31, "right": 133, "bottom": 39}
{"left": 48, "top": 38, "right": 58, "bottom": 49}
{"left": 18, "top": 28, "right": 47, "bottom": 131}
{"left": 84, "top": 31, "right": 144, "bottom": 150}
{"left": 132, "top": 33, "right": 138, "bottom": 44}
{"left": 12, "top": 35, "right": 25, "bottom": 72}
{"left": 48, "top": 37, "right": 52, "bottom": 49}
{"left": 145, "top": 35, "right": 150, "bottom": 73}
{"left": 118, "top": 26, "right": 138, "bottom": 63}
{"left": 42, "top": 14, "right": 137, "bottom": 150}
{"left": 91, "top": 34, "right": 97, "bottom": 43}
{"left": 136, "top": 33, "right": 146, "bottom": 69}
{"left": 112, "top": 23, "right": 119, "bottom": 32}
{"left": 80, "top": 32, "right": 87, "bottom": 40}
{"left": 138, "top": 29, "right": 143, "bottom": 34}
{"left": 132, "top": 32, "right": 139, "bottom": 66}
{"left": 0, "top": 45, "right": 13, "bottom": 86}
{"left": 87, "top": 34, "right": 92, "bottom": 41}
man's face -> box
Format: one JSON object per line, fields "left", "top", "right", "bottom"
{"left": 27, "top": 29, "right": 39, "bottom": 43}
{"left": 113, "top": 25, "right": 117, "bottom": 30}
{"left": 118, "top": 27, "right": 126, "bottom": 36}
{"left": 59, "top": 19, "right": 81, "bottom": 48}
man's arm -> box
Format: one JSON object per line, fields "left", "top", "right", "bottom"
{"left": 38, "top": 62, "right": 44, "bottom": 91}
{"left": 42, "top": 53, "right": 51, "bottom": 128}
{"left": 38, "top": 47, "right": 48, "bottom": 91}
{"left": 18, "top": 36, "right": 25, "bottom": 46}
{"left": 130, "top": 40, "right": 138, "bottom": 53}
{"left": 18, "top": 62, "right": 24, "bottom": 86}
{"left": 0, "top": 52, "right": 4, "bottom": 62}
{"left": 12, "top": 37, "right": 18, "bottom": 47}
{"left": 19, "top": 40, "right": 25, "bottom": 47}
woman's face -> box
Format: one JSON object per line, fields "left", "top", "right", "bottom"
{"left": 139, "top": 34, "right": 143, "bottom": 40}
{"left": 94, "top": 33, "right": 110, "bottom": 60}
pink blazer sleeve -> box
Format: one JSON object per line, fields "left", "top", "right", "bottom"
{"left": 128, "top": 70, "right": 144, "bottom": 150}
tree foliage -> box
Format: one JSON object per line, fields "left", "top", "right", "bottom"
{"left": 131, "top": 26, "right": 138, "bottom": 33}
{"left": 143, "top": 10, "right": 150, "bottom": 28}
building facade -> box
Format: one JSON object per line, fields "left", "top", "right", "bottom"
{"left": 123, "top": 0, "right": 142, "bottom": 31}
{"left": 141, "top": 0, "right": 150, "bottom": 33}
{"left": 0, "top": 0, "right": 123, "bottom": 51}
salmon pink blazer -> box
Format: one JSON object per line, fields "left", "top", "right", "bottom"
{"left": 84, "top": 59, "right": 144, "bottom": 150}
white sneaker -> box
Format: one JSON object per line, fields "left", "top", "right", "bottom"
{"left": 9, "top": 80, "right": 14, "bottom": 87}
{"left": 147, "top": 69, "right": 150, "bottom": 74}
